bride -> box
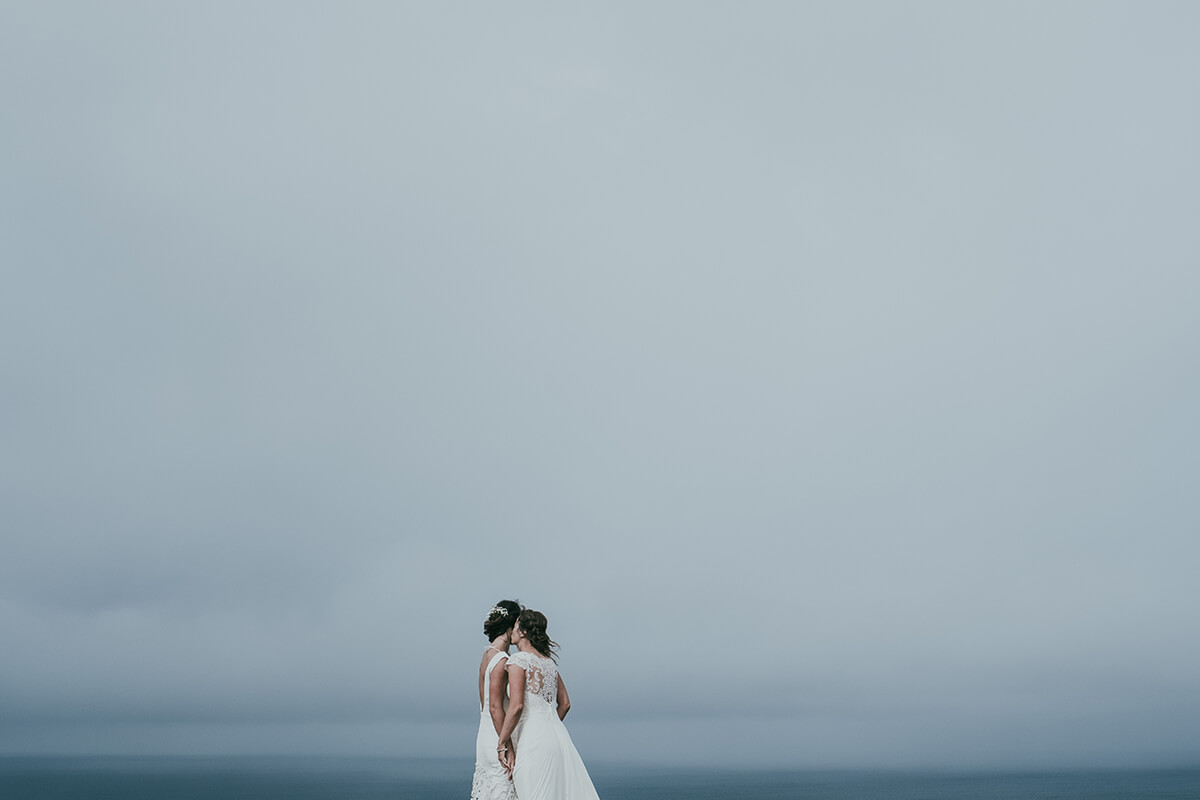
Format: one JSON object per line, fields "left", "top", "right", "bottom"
{"left": 471, "top": 600, "right": 522, "bottom": 800}
{"left": 497, "top": 609, "right": 600, "bottom": 800}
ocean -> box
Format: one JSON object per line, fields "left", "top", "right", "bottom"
{"left": 1, "top": 757, "right": 1198, "bottom": 799}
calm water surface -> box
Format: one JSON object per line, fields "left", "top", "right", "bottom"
{"left": 1, "top": 757, "right": 1198, "bottom": 799}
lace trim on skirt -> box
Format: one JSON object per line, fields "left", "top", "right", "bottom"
{"left": 470, "top": 763, "right": 518, "bottom": 800}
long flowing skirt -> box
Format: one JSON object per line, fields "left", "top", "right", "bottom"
{"left": 511, "top": 701, "right": 600, "bottom": 800}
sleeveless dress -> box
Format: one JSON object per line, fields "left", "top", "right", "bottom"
{"left": 471, "top": 650, "right": 518, "bottom": 800}
{"left": 507, "top": 651, "right": 600, "bottom": 800}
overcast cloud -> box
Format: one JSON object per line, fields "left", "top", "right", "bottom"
{"left": 2, "top": 2, "right": 1198, "bottom": 768}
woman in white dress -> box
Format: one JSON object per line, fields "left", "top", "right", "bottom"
{"left": 497, "top": 609, "right": 600, "bottom": 800}
{"left": 471, "top": 600, "right": 522, "bottom": 800}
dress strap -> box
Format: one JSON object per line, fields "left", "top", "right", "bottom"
{"left": 481, "top": 650, "right": 508, "bottom": 709}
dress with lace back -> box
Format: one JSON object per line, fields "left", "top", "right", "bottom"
{"left": 508, "top": 650, "right": 558, "bottom": 705}
{"left": 506, "top": 650, "right": 600, "bottom": 800}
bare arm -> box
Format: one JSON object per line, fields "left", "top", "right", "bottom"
{"left": 487, "top": 656, "right": 508, "bottom": 736}
{"left": 496, "top": 664, "right": 526, "bottom": 772}
{"left": 556, "top": 673, "right": 571, "bottom": 721}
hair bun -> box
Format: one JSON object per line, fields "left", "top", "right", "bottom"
{"left": 483, "top": 600, "right": 522, "bottom": 640}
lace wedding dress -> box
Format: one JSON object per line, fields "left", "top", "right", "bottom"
{"left": 471, "top": 650, "right": 518, "bottom": 800}
{"left": 508, "top": 651, "right": 600, "bottom": 800}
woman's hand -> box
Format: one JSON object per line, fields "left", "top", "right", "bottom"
{"left": 497, "top": 739, "right": 514, "bottom": 775}
{"left": 496, "top": 663, "right": 526, "bottom": 777}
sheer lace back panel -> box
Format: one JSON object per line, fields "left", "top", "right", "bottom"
{"left": 508, "top": 651, "right": 557, "bottom": 705}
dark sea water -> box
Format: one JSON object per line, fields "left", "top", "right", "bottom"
{"left": 2, "top": 757, "right": 1199, "bottom": 799}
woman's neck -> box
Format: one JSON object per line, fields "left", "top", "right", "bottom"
{"left": 516, "top": 640, "right": 544, "bottom": 656}
{"left": 489, "top": 636, "right": 510, "bottom": 652}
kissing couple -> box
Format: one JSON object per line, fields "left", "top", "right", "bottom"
{"left": 471, "top": 600, "right": 600, "bottom": 800}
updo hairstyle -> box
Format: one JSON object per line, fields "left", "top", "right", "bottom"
{"left": 483, "top": 600, "right": 523, "bottom": 640}
{"left": 517, "top": 609, "right": 559, "bottom": 661}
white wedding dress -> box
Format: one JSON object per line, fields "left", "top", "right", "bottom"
{"left": 508, "top": 651, "right": 600, "bottom": 800}
{"left": 471, "top": 650, "right": 518, "bottom": 800}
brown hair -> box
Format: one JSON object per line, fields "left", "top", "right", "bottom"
{"left": 517, "top": 609, "right": 559, "bottom": 661}
{"left": 483, "top": 600, "right": 523, "bottom": 640}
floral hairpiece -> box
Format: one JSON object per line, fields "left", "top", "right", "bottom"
{"left": 488, "top": 605, "right": 509, "bottom": 619}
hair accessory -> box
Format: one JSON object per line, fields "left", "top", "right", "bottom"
{"left": 488, "top": 605, "right": 509, "bottom": 619}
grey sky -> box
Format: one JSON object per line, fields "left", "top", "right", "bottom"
{"left": 2, "top": 2, "right": 1198, "bottom": 768}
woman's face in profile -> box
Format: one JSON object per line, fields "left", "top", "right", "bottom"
{"left": 511, "top": 621, "right": 522, "bottom": 643}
